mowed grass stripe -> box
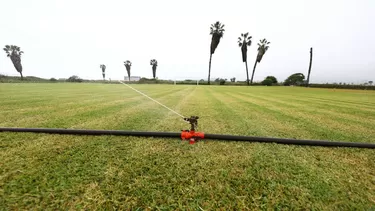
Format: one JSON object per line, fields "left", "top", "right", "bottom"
{"left": 0, "top": 136, "right": 118, "bottom": 209}
{"left": 0, "top": 85, "right": 188, "bottom": 127}
{"left": 0, "top": 99, "right": 135, "bottom": 127}
{"left": 245, "top": 90, "right": 375, "bottom": 114}
{"left": 0, "top": 134, "right": 89, "bottom": 178}
{"left": 201, "top": 87, "right": 268, "bottom": 136}
{"left": 208, "top": 88, "right": 315, "bottom": 139}
{"left": 71, "top": 86, "right": 196, "bottom": 130}
{"left": 148, "top": 86, "right": 198, "bottom": 132}
{"left": 233, "top": 91, "right": 375, "bottom": 132}
{"left": 1, "top": 85, "right": 184, "bottom": 110}
{"left": 276, "top": 93, "right": 375, "bottom": 114}
{"left": 298, "top": 95, "right": 375, "bottom": 108}
{"left": 234, "top": 89, "right": 375, "bottom": 123}
{"left": 0, "top": 83, "right": 188, "bottom": 161}
{"left": 224, "top": 92, "right": 372, "bottom": 142}
{"left": 0, "top": 84, "right": 186, "bottom": 110}
{"left": 33, "top": 85, "right": 191, "bottom": 129}
{"left": 239, "top": 86, "right": 375, "bottom": 108}
{"left": 288, "top": 88, "right": 375, "bottom": 105}
{"left": 265, "top": 87, "right": 375, "bottom": 107}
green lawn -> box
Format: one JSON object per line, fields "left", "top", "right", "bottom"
{"left": 1, "top": 83, "right": 375, "bottom": 210}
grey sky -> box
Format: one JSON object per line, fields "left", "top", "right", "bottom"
{"left": 0, "top": 0, "right": 374, "bottom": 83}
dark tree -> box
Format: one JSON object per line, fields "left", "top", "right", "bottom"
{"left": 100, "top": 64, "right": 106, "bottom": 80}
{"left": 306, "top": 47, "right": 313, "bottom": 87}
{"left": 208, "top": 21, "right": 225, "bottom": 85}
{"left": 238, "top": 32, "right": 252, "bottom": 85}
{"left": 284, "top": 73, "right": 305, "bottom": 86}
{"left": 150, "top": 59, "right": 158, "bottom": 79}
{"left": 3, "top": 45, "right": 24, "bottom": 80}
{"left": 124, "top": 60, "right": 132, "bottom": 81}
{"left": 251, "top": 39, "right": 270, "bottom": 84}
{"left": 67, "top": 75, "right": 83, "bottom": 83}
{"left": 265, "top": 76, "right": 278, "bottom": 84}
{"left": 261, "top": 78, "right": 273, "bottom": 86}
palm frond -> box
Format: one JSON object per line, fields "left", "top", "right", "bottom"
{"left": 210, "top": 21, "right": 225, "bottom": 36}
{"left": 150, "top": 59, "right": 157, "bottom": 65}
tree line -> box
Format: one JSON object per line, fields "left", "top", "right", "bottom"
{"left": 1, "top": 22, "right": 369, "bottom": 87}
{"left": 208, "top": 21, "right": 272, "bottom": 86}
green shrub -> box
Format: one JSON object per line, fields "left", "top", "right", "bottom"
{"left": 66, "top": 75, "right": 83, "bottom": 83}
{"left": 262, "top": 79, "right": 273, "bottom": 86}
{"left": 308, "top": 83, "right": 375, "bottom": 90}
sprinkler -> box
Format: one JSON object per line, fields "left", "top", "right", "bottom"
{"left": 181, "top": 116, "right": 204, "bottom": 144}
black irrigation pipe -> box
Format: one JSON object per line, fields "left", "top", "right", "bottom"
{"left": 1, "top": 127, "right": 375, "bottom": 149}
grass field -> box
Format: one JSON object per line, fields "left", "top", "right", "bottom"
{"left": 1, "top": 83, "right": 375, "bottom": 210}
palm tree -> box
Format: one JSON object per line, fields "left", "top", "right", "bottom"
{"left": 3, "top": 45, "right": 24, "bottom": 80}
{"left": 124, "top": 60, "right": 132, "bottom": 81}
{"left": 150, "top": 59, "right": 158, "bottom": 79}
{"left": 100, "top": 64, "right": 106, "bottom": 80}
{"left": 238, "top": 32, "right": 252, "bottom": 85}
{"left": 250, "top": 39, "right": 270, "bottom": 84}
{"left": 208, "top": 21, "right": 225, "bottom": 85}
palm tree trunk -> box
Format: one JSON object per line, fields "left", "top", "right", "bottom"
{"left": 245, "top": 61, "right": 249, "bottom": 86}
{"left": 152, "top": 66, "right": 156, "bottom": 79}
{"left": 208, "top": 53, "right": 212, "bottom": 85}
{"left": 306, "top": 47, "right": 313, "bottom": 87}
{"left": 250, "top": 60, "right": 257, "bottom": 84}
{"left": 127, "top": 68, "right": 130, "bottom": 81}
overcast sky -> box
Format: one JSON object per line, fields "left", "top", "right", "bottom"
{"left": 0, "top": 0, "right": 374, "bottom": 83}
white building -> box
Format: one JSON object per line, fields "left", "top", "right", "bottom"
{"left": 124, "top": 76, "right": 141, "bottom": 81}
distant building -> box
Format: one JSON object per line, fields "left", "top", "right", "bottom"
{"left": 124, "top": 76, "right": 141, "bottom": 81}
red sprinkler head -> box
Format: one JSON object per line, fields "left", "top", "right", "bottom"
{"left": 181, "top": 116, "right": 204, "bottom": 144}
